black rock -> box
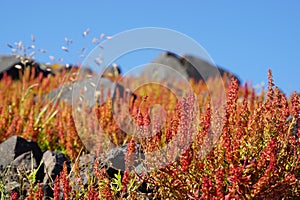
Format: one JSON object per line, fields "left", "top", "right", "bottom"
{"left": 102, "top": 143, "right": 155, "bottom": 198}
{"left": 43, "top": 76, "right": 136, "bottom": 108}
{"left": 141, "top": 52, "right": 240, "bottom": 84}
{"left": 13, "top": 151, "right": 44, "bottom": 181}
{"left": 103, "top": 142, "right": 144, "bottom": 177}
{"left": 0, "top": 136, "right": 43, "bottom": 172}
{"left": 0, "top": 136, "right": 45, "bottom": 192}
{"left": 0, "top": 55, "right": 51, "bottom": 80}
{"left": 42, "top": 150, "right": 71, "bottom": 184}
{"left": 70, "top": 153, "right": 97, "bottom": 187}
{"left": 42, "top": 183, "right": 53, "bottom": 200}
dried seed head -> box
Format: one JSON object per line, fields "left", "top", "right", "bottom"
{"left": 29, "top": 51, "right": 35, "bottom": 59}
{"left": 79, "top": 95, "right": 83, "bottom": 102}
{"left": 6, "top": 43, "right": 13, "bottom": 48}
{"left": 89, "top": 82, "right": 96, "bottom": 87}
{"left": 94, "top": 56, "right": 103, "bottom": 66}
{"left": 65, "top": 37, "right": 73, "bottom": 45}
{"left": 14, "top": 64, "right": 22, "bottom": 69}
{"left": 15, "top": 41, "right": 22, "bottom": 49}
{"left": 31, "top": 34, "right": 35, "bottom": 42}
{"left": 27, "top": 45, "right": 35, "bottom": 49}
{"left": 38, "top": 48, "right": 47, "bottom": 53}
{"left": 61, "top": 46, "right": 68, "bottom": 52}
{"left": 92, "top": 38, "right": 99, "bottom": 44}
{"left": 95, "top": 91, "right": 100, "bottom": 98}
{"left": 100, "top": 33, "right": 105, "bottom": 39}
{"left": 49, "top": 55, "right": 55, "bottom": 61}
{"left": 83, "top": 28, "right": 90, "bottom": 37}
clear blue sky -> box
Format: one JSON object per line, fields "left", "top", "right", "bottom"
{"left": 1, "top": 1, "right": 299, "bottom": 95}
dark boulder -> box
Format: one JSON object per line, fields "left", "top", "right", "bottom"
{"left": 0, "top": 136, "right": 43, "bottom": 171}
{"left": 0, "top": 136, "right": 44, "bottom": 192}
{"left": 0, "top": 55, "right": 51, "bottom": 80}
{"left": 102, "top": 142, "right": 153, "bottom": 197}
{"left": 39, "top": 63, "right": 94, "bottom": 76}
{"left": 141, "top": 52, "right": 240, "bottom": 84}
{"left": 42, "top": 150, "right": 71, "bottom": 184}
{"left": 43, "top": 76, "right": 136, "bottom": 108}
{"left": 0, "top": 136, "right": 153, "bottom": 198}
{"left": 13, "top": 151, "right": 43, "bottom": 175}
{"left": 42, "top": 184, "right": 54, "bottom": 200}
{"left": 103, "top": 142, "right": 145, "bottom": 177}
{"left": 69, "top": 153, "right": 97, "bottom": 187}
{"left": 41, "top": 151, "right": 71, "bottom": 199}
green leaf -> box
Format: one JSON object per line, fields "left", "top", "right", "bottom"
{"left": 110, "top": 170, "right": 123, "bottom": 192}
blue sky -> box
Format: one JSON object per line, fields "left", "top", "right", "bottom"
{"left": 1, "top": 1, "right": 299, "bottom": 95}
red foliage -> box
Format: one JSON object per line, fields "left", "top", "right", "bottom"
{"left": 1, "top": 66, "right": 300, "bottom": 199}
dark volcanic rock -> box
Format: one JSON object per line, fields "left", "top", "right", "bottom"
{"left": 42, "top": 150, "right": 71, "bottom": 184}
{"left": 0, "top": 136, "right": 154, "bottom": 198}
{"left": 41, "top": 151, "right": 71, "bottom": 199}
{"left": 0, "top": 136, "right": 44, "bottom": 192}
{"left": 0, "top": 55, "right": 20, "bottom": 72}
{"left": 0, "top": 136, "right": 43, "bottom": 170}
{"left": 102, "top": 143, "right": 153, "bottom": 198}
{"left": 0, "top": 55, "right": 51, "bottom": 80}
{"left": 43, "top": 76, "right": 136, "bottom": 108}
{"left": 42, "top": 184, "right": 53, "bottom": 200}
{"left": 141, "top": 52, "right": 240, "bottom": 84}
{"left": 12, "top": 152, "right": 43, "bottom": 178}
{"left": 103, "top": 142, "right": 145, "bottom": 177}
{"left": 70, "top": 153, "right": 97, "bottom": 187}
